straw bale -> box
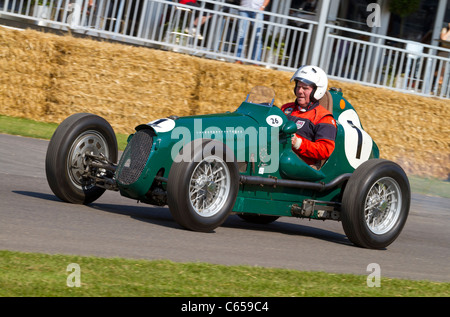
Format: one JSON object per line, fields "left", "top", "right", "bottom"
{"left": 0, "top": 27, "right": 448, "bottom": 180}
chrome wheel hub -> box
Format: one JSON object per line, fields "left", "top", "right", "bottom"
{"left": 67, "top": 130, "right": 109, "bottom": 190}
{"left": 364, "top": 177, "right": 402, "bottom": 235}
{"left": 189, "top": 156, "right": 230, "bottom": 217}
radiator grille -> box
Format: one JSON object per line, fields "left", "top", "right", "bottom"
{"left": 116, "top": 129, "right": 153, "bottom": 185}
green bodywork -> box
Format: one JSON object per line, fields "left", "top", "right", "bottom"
{"left": 116, "top": 89, "right": 379, "bottom": 218}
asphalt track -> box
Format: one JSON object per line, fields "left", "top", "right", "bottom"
{"left": 1, "top": 133, "right": 449, "bottom": 282}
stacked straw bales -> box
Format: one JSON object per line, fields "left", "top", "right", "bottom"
{"left": 0, "top": 27, "right": 449, "bottom": 180}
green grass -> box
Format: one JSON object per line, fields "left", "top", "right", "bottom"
{"left": 0, "top": 115, "right": 59, "bottom": 141}
{"left": 408, "top": 175, "right": 450, "bottom": 199}
{"left": 0, "top": 250, "right": 448, "bottom": 297}
{"left": 1, "top": 114, "right": 448, "bottom": 198}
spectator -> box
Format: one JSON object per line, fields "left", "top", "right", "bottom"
{"left": 179, "top": 0, "right": 213, "bottom": 37}
{"left": 235, "top": 0, "right": 270, "bottom": 64}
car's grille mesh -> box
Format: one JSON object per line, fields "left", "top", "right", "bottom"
{"left": 116, "top": 129, "right": 153, "bottom": 185}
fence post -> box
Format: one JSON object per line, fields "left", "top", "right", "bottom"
{"left": 310, "top": 0, "right": 330, "bottom": 66}
{"left": 69, "top": 0, "right": 83, "bottom": 29}
{"left": 319, "top": 27, "right": 330, "bottom": 69}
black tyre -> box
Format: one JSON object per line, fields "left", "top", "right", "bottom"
{"left": 45, "top": 113, "right": 118, "bottom": 204}
{"left": 167, "top": 139, "right": 239, "bottom": 232}
{"left": 341, "top": 159, "right": 410, "bottom": 249}
{"left": 238, "top": 214, "right": 279, "bottom": 224}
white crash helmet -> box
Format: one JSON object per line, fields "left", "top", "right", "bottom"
{"left": 290, "top": 65, "right": 328, "bottom": 102}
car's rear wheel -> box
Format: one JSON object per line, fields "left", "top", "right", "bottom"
{"left": 341, "top": 159, "right": 410, "bottom": 249}
{"left": 167, "top": 139, "right": 239, "bottom": 232}
{"left": 45, "top": 113, "right": 118, "bottom": 204}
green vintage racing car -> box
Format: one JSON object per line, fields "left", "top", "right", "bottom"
{"left": 45, "top": 86, "right": 410, "bottom": 249}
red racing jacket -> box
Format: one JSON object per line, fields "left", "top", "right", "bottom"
{"left": 281, "top": 101, "right": 337, "bottom": 166}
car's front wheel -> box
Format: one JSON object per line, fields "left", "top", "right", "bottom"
{"left": 167, "top": 139, "right": 239, "bottom": 232}
{"left": 45, "top": 113, "right": 118, "bottom": 204}
{"left": 341, "top": 159, "right": 410, "bottom": 249}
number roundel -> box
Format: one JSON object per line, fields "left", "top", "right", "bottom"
{"left": 266, "top": 115, "right": 283, "bottom": 127}
{"left": 338, "top": 109, "right": 373, "bottom": 169}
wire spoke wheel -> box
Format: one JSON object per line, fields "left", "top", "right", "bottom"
{"left": 189, "top": 156, "right": 231, "bottom": 217}
{"left": 341, "top": 159, "right": 410, "bottom": 249}
{"left": 364, "top": 177, "right": 402, "bottom": 235}
{"left": 167, "top": 139, "right": 239, "bottom": 232}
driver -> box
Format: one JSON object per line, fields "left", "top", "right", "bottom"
{"left": 281, "top": 65, "right": 337, "bottom": 168}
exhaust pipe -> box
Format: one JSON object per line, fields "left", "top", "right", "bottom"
{"left": 239, "top": 173, "right": 352, "bottom": 192}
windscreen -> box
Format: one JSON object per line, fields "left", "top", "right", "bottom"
{"left": 245, "top": 86, "right": 275, "bottom": 106}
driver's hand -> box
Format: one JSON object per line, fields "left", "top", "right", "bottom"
{"left": 291, "top": 135, "right": 302, "bottom": 150}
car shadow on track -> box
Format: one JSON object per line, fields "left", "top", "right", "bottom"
{"left": 13, "top": 190, "right": 178, "bottom": 228}
{"left": 14, "top": 190, "right": 352, "bottom": 247}
{"left": 90, "top": 202, "right": 181, "bottom": 230}
{"left": 223, "top": 215, "right": 352, "bottom": 247}
{"left": 13, "top": 190, "right": 61, "bottom": 202}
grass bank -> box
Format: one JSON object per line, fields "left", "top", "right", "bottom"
{"left": 0, "top": 114, "right": 129, "bottom": 151}
{"left": 0, "top": 250, "right": 448, "bottom": 297}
